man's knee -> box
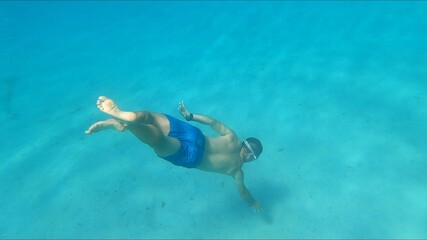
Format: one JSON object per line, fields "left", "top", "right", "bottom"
{"left": 134, "top": 111, "right": 155, "bottom": 124}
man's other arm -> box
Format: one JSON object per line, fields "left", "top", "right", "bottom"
{"left": 233, "top": 169, "right": 261, "bottom": 211}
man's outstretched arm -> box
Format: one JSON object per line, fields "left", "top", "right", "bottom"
{"left": 178, "top": 101, "right": 233, "bottom": 136}
{"left": 233, "top": 169, "right": 262, "bottom": 212}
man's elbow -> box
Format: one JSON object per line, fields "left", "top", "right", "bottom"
{"left": 237, "top": 186, "right": 247, "bottom": 196}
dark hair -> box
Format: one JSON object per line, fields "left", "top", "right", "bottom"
{"left": 246, "top": 137, "right": 263, "bottom": 158}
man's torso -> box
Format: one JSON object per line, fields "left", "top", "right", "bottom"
{"left": 198, "top": 134, "right": 243, "bottom": 175}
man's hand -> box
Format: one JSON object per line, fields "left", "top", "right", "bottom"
{"left": 178, "top": 101, "right": 191, "bottom": 120}
{"left": 251, "top": 201, "right": 262, "bottom": 213}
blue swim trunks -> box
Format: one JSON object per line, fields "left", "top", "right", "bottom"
{"left": 161, "top": 114, "right": 206, "bottom": 168}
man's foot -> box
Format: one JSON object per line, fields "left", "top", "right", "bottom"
{"left": 85, "top": 119, "right": 127, "bottom": 134}
{"left": 97, "top": 96, "right": 137, "bottom": 122}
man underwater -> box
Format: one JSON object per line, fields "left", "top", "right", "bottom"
{"left": 86, "top": 96, "right": 263, "bottom": 211}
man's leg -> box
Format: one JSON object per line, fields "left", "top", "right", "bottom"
{"left": 92, "top": 96, "right": 180, "bottom": 157}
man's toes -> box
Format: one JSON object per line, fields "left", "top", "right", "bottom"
{"left": 85, "top": 123, "right": 100, "bottom": 134}
{"left": 99, "top": 96, "right": 108, "bottom": 101}
{"left": 85, "top": 126, "right": 94, "bottom": 134}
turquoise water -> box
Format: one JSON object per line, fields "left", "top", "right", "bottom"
{"left": 1, "top": 1, "right": 426, "bottom": 238}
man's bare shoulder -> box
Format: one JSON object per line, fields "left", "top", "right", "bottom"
{"left": 207, "top": 132, "right": 240, "bottom": 149}
{"left": 223, "top": 131, "right": 241, "bottom": 146}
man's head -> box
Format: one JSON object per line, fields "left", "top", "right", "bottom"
{"left": 242, "top": 137, "right": 263, "bottom": 162}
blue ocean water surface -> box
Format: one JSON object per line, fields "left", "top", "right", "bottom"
{"left": 0, "top": 1, "right": 426, "bottom": 239}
